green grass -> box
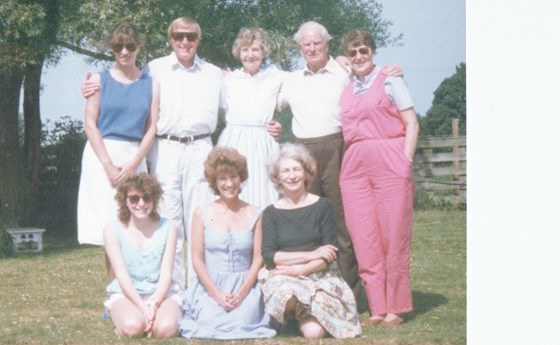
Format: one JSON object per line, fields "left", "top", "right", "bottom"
{"left": 0, "top": 210, "right": 465, "bottom": 345}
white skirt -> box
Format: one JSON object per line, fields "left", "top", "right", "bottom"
{"left": 217, "top": 124, "right": 279, "bottom": 209}
{"left": 77, "top": 139, "right": 147, "bottom": 245}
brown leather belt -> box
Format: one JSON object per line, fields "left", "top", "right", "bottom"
{"left": 156, "top": 133, "right": 211, "bottom": 143}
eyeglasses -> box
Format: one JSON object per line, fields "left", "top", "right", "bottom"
{"left": 112, "top": 43, "right": 138, "bottom": 52}
{"left": 127, "top": 193, "right": 153, "bottom": 205}
{"left": 171, "top": 32, "right": 199, "bottom": 42}
{"left": 348, "top": 47, "right": 370, "bottom": 58}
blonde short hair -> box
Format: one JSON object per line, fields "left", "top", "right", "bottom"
{"left": 167, "top": 17, "right": 201, "bottom": 42}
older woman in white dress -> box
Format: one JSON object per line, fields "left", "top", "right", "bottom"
{"left": 217, "top": 28, "right": 285, "bottom": 209}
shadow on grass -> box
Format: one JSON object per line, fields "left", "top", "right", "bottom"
{"left": 407, "top": 290, "right": 448, "bottom": 321}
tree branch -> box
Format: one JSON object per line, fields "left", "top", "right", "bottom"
{"left": 55, "top": 40, "right": 113, "bottom": 61}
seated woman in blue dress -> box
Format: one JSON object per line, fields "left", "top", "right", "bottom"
{"left": 258, "top": 143, "right": 362, "bottom": 339}
{"left": 179, "top": 147, "right": 276, "bottom": 339}
{"left": 103, "top": 173, "right": 182, "bottom": 338}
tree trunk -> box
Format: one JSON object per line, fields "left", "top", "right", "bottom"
{"left": 23, "top": 60, "right": 45, "bottom": 224}
{"left": 0, "top": 70, "right": 28, "bottom": 227}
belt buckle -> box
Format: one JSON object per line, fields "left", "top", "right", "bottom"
{"left": 186, "top": 135, "right": 194, "bottom": 142}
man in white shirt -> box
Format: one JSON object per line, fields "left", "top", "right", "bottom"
{"left": 144, "top": 17, "right": 224, "bottom": 289}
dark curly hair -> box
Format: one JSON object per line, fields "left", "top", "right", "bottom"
{"left": 115, "top": 172, "right": 163, "bottom": 223}
{"left": 204, "top": 147, "right": 249, "bottom": 195}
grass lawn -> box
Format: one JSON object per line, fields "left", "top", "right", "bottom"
{"left": 0, "top": 209, "right": 465, "bottom": 345}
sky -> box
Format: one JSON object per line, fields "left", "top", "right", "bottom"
{"left": 37, "top": 0, "right": 466, "bottom": 122}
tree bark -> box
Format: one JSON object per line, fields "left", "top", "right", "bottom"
{"left": 23, "top": 60, "right": 45, "bottom": 224}
{"left": 0, "top": 70, "right": 28, "bottom": 227}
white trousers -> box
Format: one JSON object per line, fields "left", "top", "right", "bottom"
{"left": 147, "top": 137, "right": 213, "bottom": 290}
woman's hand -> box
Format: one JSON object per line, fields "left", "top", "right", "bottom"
{"left": 212, "top": 290, "right": 236, "bottom": 312}
{"left": 226, "top": 290, "right": 247, "bottom": 310}
{"left": 271, "top": 264, "right": 305, "bottom": 277}
{"left": 103, "top": 162, "right": 121, "bottom": 187}
{"left": 312, "top": 244, "right": 338, "bottom": 264}
{"left": 141, "top": 303, "right": 155, "bottom": 337}
{"left": 266, "top": 120, "right": 282, "bottom": 141}
{"left": 114, "top": 157, "right": 140, "bottom": 185}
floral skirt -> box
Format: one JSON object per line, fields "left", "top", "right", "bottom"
{"left": 257, "top": 262, "right": 362, "bottom": 339}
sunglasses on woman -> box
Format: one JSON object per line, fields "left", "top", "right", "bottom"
{"left": 127, "top": 193, "right": 153, "bottom": 205}
{"left": 348, "top": 47, "right": 370, "bottom": 58}
{"left": 171, "top": 32, "right": 199, "bottom": 42}
{"left": 112, "top": 43, "right": 138, "bottom": 52}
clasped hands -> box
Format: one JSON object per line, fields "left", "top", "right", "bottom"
{"left": 214, "top": 290, "right": 243, "bottom": 312}
{"left": 103, "top": 160, "right": 138, "bottom": 187}
{"left": 143, "top": 299, "right": 159, "bottom": 337}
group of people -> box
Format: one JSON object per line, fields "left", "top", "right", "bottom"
{"left": 76, "top": 15, "right": 418, "bottom": 339}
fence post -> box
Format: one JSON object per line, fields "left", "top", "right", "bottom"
{"left": 452, "top": 118, "right": 459, "bottom": 181}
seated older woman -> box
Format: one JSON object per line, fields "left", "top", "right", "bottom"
{"left": 179, "top": 147, "right": 276, "bottom": 340}
{"left": 258, "top": 143, "right": 361, "bottom": 339}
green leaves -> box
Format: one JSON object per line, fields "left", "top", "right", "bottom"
{"left": 422, "top": 63, "right": 466, "bottom": 136}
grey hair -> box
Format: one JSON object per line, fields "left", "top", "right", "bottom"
{"left": 267, "top": 143, "right": 317, "bottom": 191}
{"left": 293, "top": 21, "right": 332, "bottom": 44}
{"left": 231, "top": 27, "right": 272, "bottom": 60}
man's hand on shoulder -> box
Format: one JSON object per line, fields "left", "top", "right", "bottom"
{"left": 82, "top": 72, "right": 101, "bottom": 99}
{"left": 382, "top": 64, "right": 404, "bottom": 78}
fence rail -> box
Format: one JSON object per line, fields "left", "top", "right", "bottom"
{"left": 414, "top": 119, "right": 466, "bottom": 206}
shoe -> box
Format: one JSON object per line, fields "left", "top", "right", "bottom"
{"left": 361, "top": 317, "right": 384, "bottom": 327}
{"left": 380, "top": 315, "right": 404, "bottom": 328}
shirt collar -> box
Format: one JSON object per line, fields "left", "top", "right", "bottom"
{"left": 352, "top": 65, "right": 379, "bottom": 94}
{"left": 170, "top": 53, "right": 203, "bottom": 72}
{"left": 302, "top": 56, "right": 337, "bottom": 76}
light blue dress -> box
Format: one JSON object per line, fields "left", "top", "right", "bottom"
{"left": 106, "top": 218, "right": 170, "bottom": 296}
{"left": 179, "top": 207, "right": 276, "bottom": 339}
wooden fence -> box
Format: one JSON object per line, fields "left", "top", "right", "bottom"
{"left": 413, "top": 119, "right": 466, "bottom": 206}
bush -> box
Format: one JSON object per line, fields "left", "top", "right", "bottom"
{"left": 0, "top": 228, "right": 15, "bottom": 258}
{"left": 36, "top": 116, "right": 86, "bottom": 241}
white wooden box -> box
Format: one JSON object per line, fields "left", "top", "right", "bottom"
{"left": 6, "top": 228, "right": 45, "bottom": 253}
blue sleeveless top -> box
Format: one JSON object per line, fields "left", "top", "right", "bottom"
{"left": 98, "top": 70, "right": 152, "bottom": 141}
{"left": 106, "top": 218, "right": 170, "bottom": 296}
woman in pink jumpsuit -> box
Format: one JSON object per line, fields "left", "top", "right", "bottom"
{"left": 338, "top": 30, "right": 419, "bottom": 328}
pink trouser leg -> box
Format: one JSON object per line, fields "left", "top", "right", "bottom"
{"left": 375, "top": 166, "right": 414, "bottom": 314}
{"left": 340, "top": 140, "right": 414, "bottom": 316}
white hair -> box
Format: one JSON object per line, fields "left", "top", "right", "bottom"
{"left": 293, "top": 21, "right": 332, "bottom": 44}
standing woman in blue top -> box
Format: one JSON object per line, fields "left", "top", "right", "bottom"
{"left": 77, "top": 23, "right": 159, "bottom": 252}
